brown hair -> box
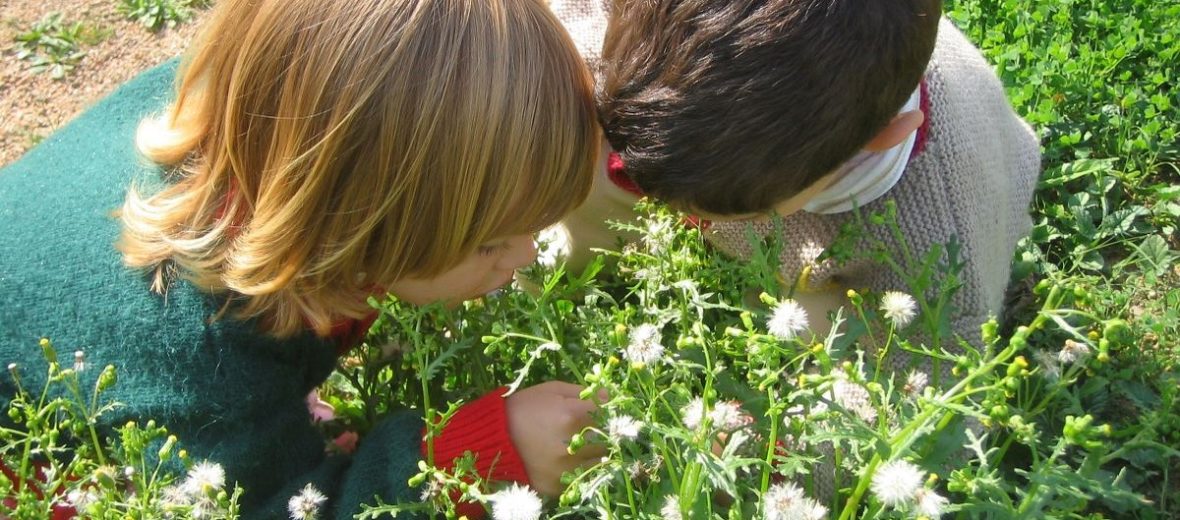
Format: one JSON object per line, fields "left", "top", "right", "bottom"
{"left": 119, "top": 0, "right": 598, "bottom": 337}
{"left": 599, "top": 0, "right": 941, "bottom": 215}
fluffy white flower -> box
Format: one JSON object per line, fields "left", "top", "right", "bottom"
{"left": 643, "top": 219, "right": 674, "bottom": 254}
{"left": 682, "top": 397, "right": 705, "bottom": 430}
{"left": 607, "top": 415, "right": 643, "bottom": 441}
{"left": 709, "top": 400, "right": 752, "bottom": 431}
{"left": 625, "top": 324, "right": 666, "bottom": 366}
{"left": 870, "top": 460, "right": 924, "bottom": 507}
{"left": 489, "top": 483, "right": 543, "bottom": 520}
{"left": 537, "top": 342, "right": 562, "bottom": 353}
{"left": 183, "top": 461, "right": 226, "bottom": 496}
{"left": 914, "top": 487, "right": 948, "bottom": 518}
{"left": 660, "top": 495, "right": 683, "bottom": 520}
{"left": 66, "top": 488, "right": 99, "bottom": 510}
{"left": 1033, "top": 349, "right": 1062, "bottom": 381}
{"left": 1057, "top": 339, "right": 1092, "bottom": 364}
{"left": 768, "top": 300, "right": 810, "bottom": 341}
{"left": 832, "top": 374, "right": 877, "bottom": 424}
{"left": 762, "top": 481, "right": 828, "bottom": 520}
{"left": 287, "top": 483, "right": 327, "bottom": 520}
{"left": 880, "top": 291, "right": 918, "bottom": 328}
{"left": 903, "top": 370, "right": 928, "bottom": 397}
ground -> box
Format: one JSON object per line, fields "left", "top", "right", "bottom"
{"left": 0, "top": 0, "right": 209, "bottom": 167}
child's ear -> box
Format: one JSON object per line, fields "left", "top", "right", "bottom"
{"left": 863, "top": 110, "right": 925, "bottom": 152}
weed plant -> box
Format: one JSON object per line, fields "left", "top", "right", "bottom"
{"left": 1, "top": 0, "right": 1176, "bottom": 518}
{"left": 13, "top": 13, "right": 88, "bottom": 79}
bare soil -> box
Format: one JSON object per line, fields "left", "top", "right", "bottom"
{"left": 0, "top": 0, "right": 209, "bottom": 167}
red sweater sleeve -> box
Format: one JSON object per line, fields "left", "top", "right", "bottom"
{"left": 420, "top": 387, "right": 531, "bottom": 518}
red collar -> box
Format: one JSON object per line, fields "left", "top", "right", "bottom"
{"left": 606, "top": 151, "right": 644, "bottom": 196}
{"left": 911, "top": 77, "right": 931, "bottom": 159}
{"left": 605, "top": 151, "right": 711, "bottom": 231}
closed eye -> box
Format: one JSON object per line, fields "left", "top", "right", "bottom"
{"left": 478, "top": 242, "right": 510, "bottom": 256}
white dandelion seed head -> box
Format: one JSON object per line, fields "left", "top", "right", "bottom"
{"left": 914, "top": 488, "right": 948, "bottom": 518}
{"left": 162, "top": 484, "right": 193, "bottom": 508}
{"left": 709, "top": 400, "right": 752, "bottom": 432}
{"left": 643, "top": 219, "right": 674, "bottom": 254}
{"left": 870, "top": 460, "right": 924, "bottom": 507}
{"left": 832, "top": 375, "right": 877, "bottom": 424}
{"left": 607, "top": 415, "right": 643, "bottom": 442}
{"left": 903, "top": 371, "right": 928, "bottom": 397}
{"left": 880, "top": 291, "right": 918, "bottom": 328}
{"left": 489, "top": 483, "right": 544, "bottom": 520}
{"left": 183, "top": 461, "right": 226, "bottom": 497}
{"left": 659, "top": 495, "right": 683, "bottom": 520}
{"left": 625, "top": 324, "right": 666, "bottom": 365}
{"left": 1033, "top": 349, "right": 1062, "bottom": 381}
{"left": 287, "top": 483, "right": 327, "bottom": 520}
{"left": 189, "top": 498, "right": 220, "bottom": 520}
{"left": 1057, "top": 339, "right": 1092, "bottom": 365}
{"left": 768, "top": 299, "right": 810, "bottom": 341}
{"left": 682, "top": 397, "right": 705, "bottom": 430}
{"left": 66, "top": 488, "right": 100, "bottom": 510}
{"left": 419, "top": 477, "right": 444, "bottom": 503}
{"left": 762, "top": 481, "right": 828, "bottom": 520}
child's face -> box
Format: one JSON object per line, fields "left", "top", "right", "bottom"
{"left": 386, "top": 233, "right": 537, "bottom": 306}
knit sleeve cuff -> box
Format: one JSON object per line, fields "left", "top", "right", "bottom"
{"left": 420, "top": 387, "right": 530, "bottom": 485}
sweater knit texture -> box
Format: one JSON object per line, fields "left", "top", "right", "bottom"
{"left": 0, "top": 61, "right": 526, "bottom": 519}
{"left": 555, "top": 8, "right": 1041, "bottom": 352}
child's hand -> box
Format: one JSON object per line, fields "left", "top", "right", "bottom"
{"left": 505, "top": 381, "right": 605, "bottom": 496}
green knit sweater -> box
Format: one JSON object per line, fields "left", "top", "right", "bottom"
{"left": 0, "top": 62, "right": 425, "bottom": 518}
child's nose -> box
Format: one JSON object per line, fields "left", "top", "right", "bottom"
{"left": 496, "top": 234, "right": 538, "bottom": 271}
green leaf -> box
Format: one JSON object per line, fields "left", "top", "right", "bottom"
{"left": 1129, "top": 234, "right": 1176, "bottom": 276}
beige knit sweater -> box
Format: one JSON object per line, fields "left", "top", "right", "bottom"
{"left": 552, "top": 5, "right": 1041, "bottom": 349}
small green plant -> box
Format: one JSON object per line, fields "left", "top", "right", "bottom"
{"left": 117, "top": 0, "right": 206, "bottom": 32}
{"left": 12, "top": 13, "right": 87, "bottom": 80}
{"left": 0, "top": 339, "right": 242, "bottom": 518}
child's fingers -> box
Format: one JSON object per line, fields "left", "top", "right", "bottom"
{"left": 561, "top": 395, "right": 600, "bottom": 424}
{"left": 541, "top": 380, "right": 586, "bottom": 398}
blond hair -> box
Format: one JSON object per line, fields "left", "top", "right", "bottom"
{"left": 119, "top": 0, "right": 598, "bottom": 337}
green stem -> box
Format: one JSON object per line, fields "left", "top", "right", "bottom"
{"left": 761, "top": 390, "right": 780, "bottom": 496}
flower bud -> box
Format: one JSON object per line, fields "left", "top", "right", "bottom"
{"left": 740, "top": 312, "right": 754, "bottom": 330}
{"left": 981, "top": 319, "right": 999, "bottom": 344}
{"left": 158, "top": 435, "right": 177, "bottom": 459}
{"left": 1033, "top": 278, "right": 1053, "bottom": 295}
{"left": 39, "top": 338, "right": 57, "bottom": 364}
{"left": 759, "top": 292, "right": 778, "bottom": 306}
{"left": 846, "top": 289, "right": 863, "bottom": 305}
{"left": 97, "top": 365, "right": 117, "bottom": 392}
{"left": 567, "top": 433, "right": 586, "bottom": 454}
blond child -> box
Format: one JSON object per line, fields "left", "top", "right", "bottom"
{"left": 0, "top": 0, "right": 601, "bottom": 517}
